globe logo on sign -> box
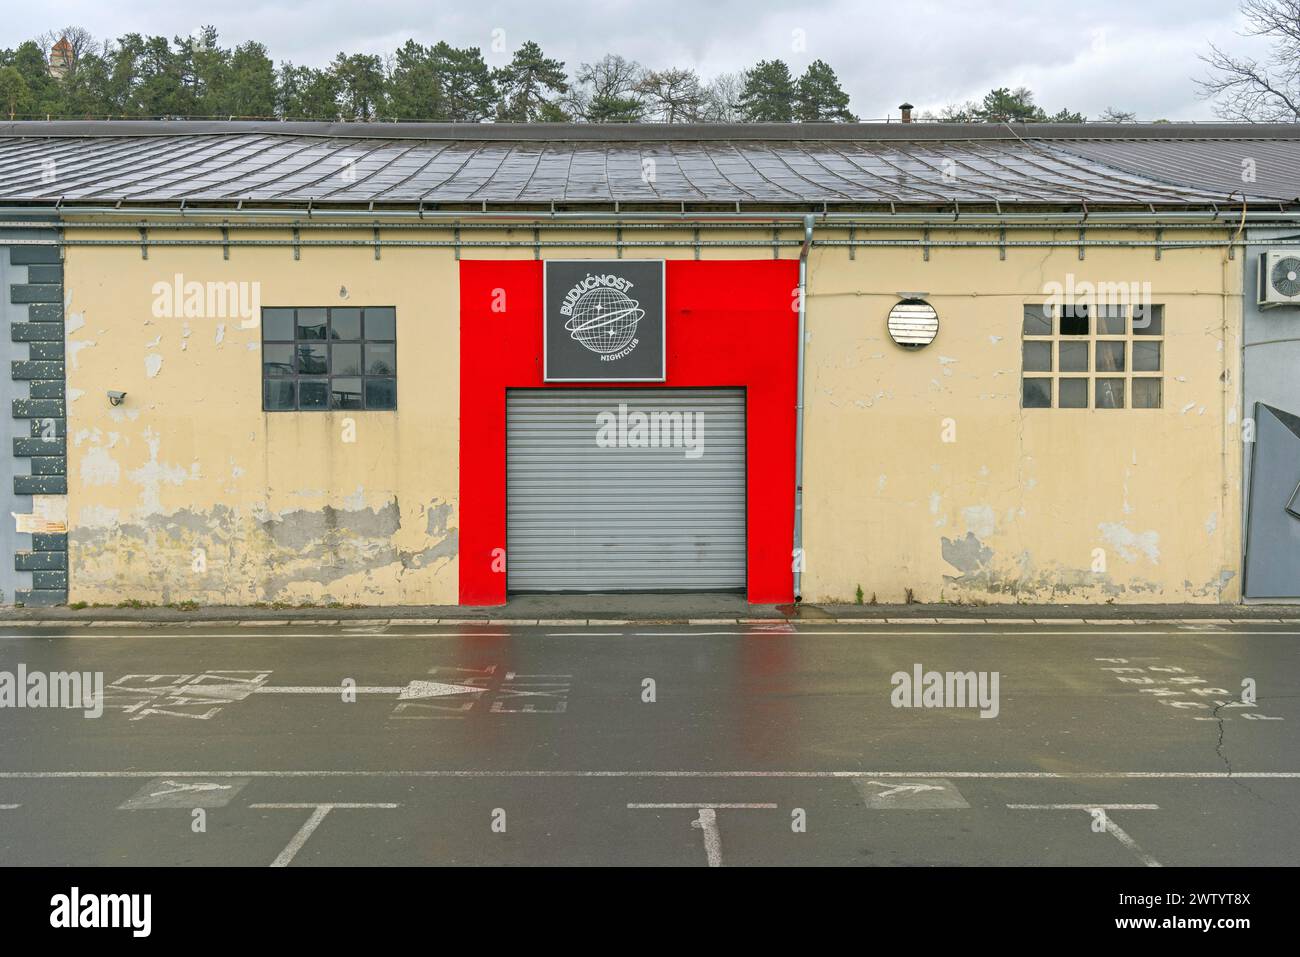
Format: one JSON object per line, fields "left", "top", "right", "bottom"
{"left": 563, "top": 285, "right": 646, "bottom": 355}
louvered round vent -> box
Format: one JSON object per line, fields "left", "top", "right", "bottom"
{"left": 1272, "top": 256, "right": 1300, "bottom": 298}
{"left": 887, "top": 299, "right": 939, "bottom": 349}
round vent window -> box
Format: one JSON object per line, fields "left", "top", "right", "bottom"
{"left": 887, "top": 299, "right": 939, "bottom": 349}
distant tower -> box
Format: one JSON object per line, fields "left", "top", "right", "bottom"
{"left": 48, "top": 37, "right": 73, "bottom": 79}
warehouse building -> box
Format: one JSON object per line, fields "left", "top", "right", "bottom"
{"left": 0, "top": 120, "right": 1296, "bottom": 607}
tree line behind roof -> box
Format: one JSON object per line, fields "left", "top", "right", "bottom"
{"left": 0, "top": 24, "right": 1114, "bottom": 124}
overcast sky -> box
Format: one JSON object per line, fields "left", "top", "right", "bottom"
{"left": 5, "top": 0, "right": 1266, "bottom": 120}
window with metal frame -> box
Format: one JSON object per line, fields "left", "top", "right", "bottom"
{"left": 261, "top": 306, "right": 397, "bottom": 411}
{"left": 1021, "top": 302, "right": 1163, "bottom": 410}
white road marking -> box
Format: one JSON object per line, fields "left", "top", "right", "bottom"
{"left": 627, "top": 803, "right": 778, "bottom": 809}
{"left": 1105, "top": 818, "right": 1163, "bottom": 868}
{"left": 119, "top": 777, "right": 251, "bottom": 810}
{"left": 4, "top": 770, "right": 1297, "bottom": 779}
{"left": 548, "top": 632, "right": 622, "bottom": 637}
{"left": 251, "top": 802, "right": 399, "bottom": 867}
{"left": 1007, "top": 803, "right": 1161, "bottom": 867}
{"left": 150, "top": 781, "right": 229, "bottom": 797}
{"left": 1007, "top": 804, "right": 1160, "bottom": 810}
{"left": 865, "top": 782, "right": 946, "bottom": 798}
{"left": 629, "top": 802, "right": 777, "bottom": 867}
{"left": 242, "top": 680, "right": 486, "bottom": 699}
{"left": 694, "top": 808, "right": 722, "bottom": 866}
{"left": 855, "top": 778, "right": 970, "bottom": 808}
{"left": 0, "top": 804, "right": 19, "bottom": 809}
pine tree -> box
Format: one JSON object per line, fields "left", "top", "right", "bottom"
{"left": 494, "top": 41, "right": 567, "bottom": 122}
{"left": 794, "top": 59, "right": 855, "bottom": 122}
{"left": 226, "top": 42, "right": 276, "bottom": 117}
{"left": 331, "top": 52, "right": 386, "bottom": 121}
{"left": 431, "top": 43, "right": 496, "bottom": 123}
{"left": 386, "top": 40, "right": 442, "bottom": 120}
{"left": 277, "top": 63, "right": 341, "bottom": 119}
{"left": 738, "top": 60, "right": 795, "bottom": 122}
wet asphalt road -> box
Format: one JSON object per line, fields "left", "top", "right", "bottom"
{"left": 0, "top": 618, "right": 1296, "bottom": 866}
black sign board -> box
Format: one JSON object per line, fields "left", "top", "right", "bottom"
{"left": 543, "top": 260, "right": 665, "bottom": 381}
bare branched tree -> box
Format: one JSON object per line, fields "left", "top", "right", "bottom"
{"left": 564, "top": 54, "right": 645, "bottom": 122}
{"left": 636, "top": 68, "right": 706, "bottom": 123}
{"left": 35, "top": 25, "right": 99, "bottom": 78}
{"left": 1198, "top": 0, "right": 1300, "bottom": 120}
{"left": 702, "top": 71, "right": 744, "bottom": 122}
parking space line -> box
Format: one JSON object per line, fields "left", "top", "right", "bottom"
{"left": 251, "top": 802, "right": 400, "bottom": 867}
{"left": 1008, "top": 803, "right": 1161, "bottom": 867}
{"left": 1105, "top": 819, "right": 1163, "bottom": 868}
{"left": 628, "top": 802, "right": 778, "bottom": 867}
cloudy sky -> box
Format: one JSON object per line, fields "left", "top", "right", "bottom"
{"left": 6, "top": 0, "right": 1267, "bottom": 120}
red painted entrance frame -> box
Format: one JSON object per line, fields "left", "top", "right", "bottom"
{"left": 458, "top": 259, "right": 798, "bottom": 605}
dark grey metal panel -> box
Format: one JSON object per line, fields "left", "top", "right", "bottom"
{"left": 506, "top": 388, "right": 745, "bottom": 592}
{"left": 1244, "top": 403, "right": 1300, "bottom": 598}
{"left": 0, "top": 126, "right": 1289, "bottom": 206}
{"left": 1059, "top": 139, "right": 1300, "bottom": 204}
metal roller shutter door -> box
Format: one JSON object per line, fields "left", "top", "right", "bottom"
{"left": 507, "top": 388, "right": 746, "bottom": 592}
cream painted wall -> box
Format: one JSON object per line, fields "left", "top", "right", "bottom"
{"left": 801, "top": 228, "right": 1241, "bottom": 604}
{"left": 64, "top": 224, "right": 461, "bottom": 605}
{"left": 62, "top": 221, "right": 1241, "bottom": 605}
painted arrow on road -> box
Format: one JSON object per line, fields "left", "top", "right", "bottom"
{"left": 161, "top": 680, "right": 486, "bottom": 701}
{"left": 254, "top": 681, "right": 484, "bottom": 699}
{"left": 865, "top": 782, "right": 947, "bottom": 798}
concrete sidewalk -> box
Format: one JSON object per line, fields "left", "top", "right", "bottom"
{"left": 1, "top": 593, "right": 1298, "bottom": 623}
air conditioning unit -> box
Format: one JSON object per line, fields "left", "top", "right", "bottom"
{"left": 1258, "top": 250, "right": 1300, "bottom": 307}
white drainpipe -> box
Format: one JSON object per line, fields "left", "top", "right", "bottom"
{"left": 793, "top": 214, "right": 814, "bottom": 602}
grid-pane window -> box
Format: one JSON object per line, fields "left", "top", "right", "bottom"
{"left": 262, "top": 306, "right": 397, "bottom": 411}
{"left": 1021, "top": 303, "right": 1163, "bottom": 410}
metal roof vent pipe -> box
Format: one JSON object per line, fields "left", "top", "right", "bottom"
{"left": 899, "top": 102, "right": 914, "bottom": 124}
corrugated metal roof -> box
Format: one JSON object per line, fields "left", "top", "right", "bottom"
{"left": 0, "top": 121, "right": 1294, "bottom": 209}
{"left": 1053, "top": 138, "right": 1300, "bottom": 205}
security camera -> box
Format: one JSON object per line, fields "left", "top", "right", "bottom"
{"left": 107, "top": 390, "right": 126, "bottom": 406}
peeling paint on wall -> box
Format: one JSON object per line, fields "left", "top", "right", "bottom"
{"left": 1098, "top": 522, "right": 1161, "bottom": 564}
{"left": 70, "top": 496, "right": 459, "bottom": 605}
